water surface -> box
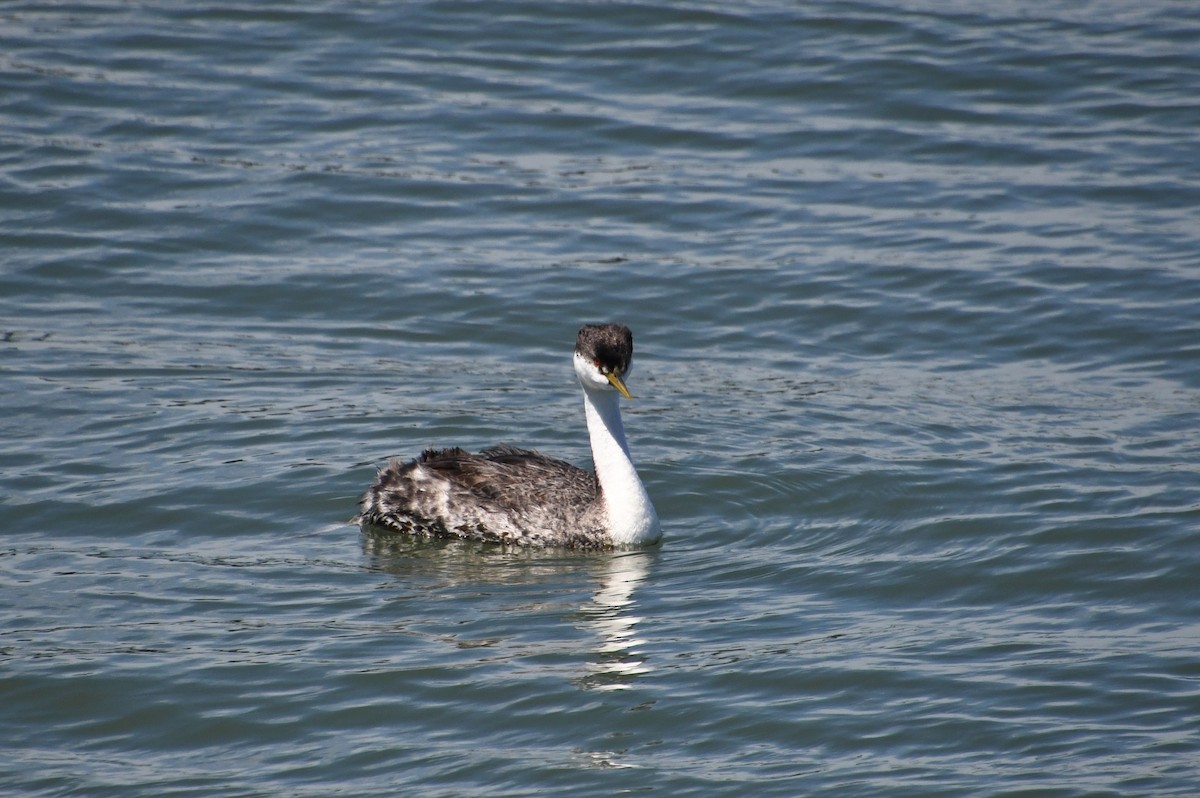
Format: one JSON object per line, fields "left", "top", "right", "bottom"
{"left": 3, "top": 1, "right": 1199, "bottom": 796}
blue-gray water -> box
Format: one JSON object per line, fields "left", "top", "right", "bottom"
{"left": 3, "top": 1, "right": 1199, "bottom": 795}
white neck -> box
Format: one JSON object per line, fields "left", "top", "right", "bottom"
{"left": 581, "top": 383, "right": 660, "bottom": 546}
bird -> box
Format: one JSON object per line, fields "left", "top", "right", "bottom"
{"left": 354, "top": 323, "right": 660, "bottom": 549}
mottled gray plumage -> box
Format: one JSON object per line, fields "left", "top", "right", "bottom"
{"left": 356, "top": 445, "right": 606, "bottom": 547}
{"left": 355, "top": 324, "right": 658, "bottom": 549}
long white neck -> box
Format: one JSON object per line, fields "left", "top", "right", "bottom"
{"left": 581, "top": 384, "right": 660, "bottom": 546}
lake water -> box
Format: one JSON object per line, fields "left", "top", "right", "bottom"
{"left": 3, "top": 1, "right": 1199, "bottom": 795}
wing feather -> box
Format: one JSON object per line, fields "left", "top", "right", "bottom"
{"left": 356, "top": 445, "right": 605, "bottom": 547}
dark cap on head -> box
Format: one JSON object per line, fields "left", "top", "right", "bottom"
{"left": 576, "top": 324, "right": 633, "bottom": 373}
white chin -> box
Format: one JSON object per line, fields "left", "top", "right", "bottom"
{"left": 573, "top": 352, "right": 614, "bottom": 391}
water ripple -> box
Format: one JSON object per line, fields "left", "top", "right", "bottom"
{"left": 4, "top": 1, "right": 1200, "bottom": 796}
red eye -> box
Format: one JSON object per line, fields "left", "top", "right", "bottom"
{"left": 593, "top": 358, "right": 600, "bottom": 367}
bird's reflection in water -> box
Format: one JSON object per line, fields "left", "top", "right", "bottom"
{"left": 360, "top": 530, "right": 655, "bottom": 691}
{"left": 575, "top": 550, "right": 654, "bottom": 691}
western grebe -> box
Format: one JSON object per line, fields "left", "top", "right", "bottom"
{"left": 355, "top": 323, "right": 660, "bottom": 548}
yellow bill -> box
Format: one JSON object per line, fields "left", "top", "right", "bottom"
{"left": 606, "top": 371, "right": 633, "bottom": 399}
